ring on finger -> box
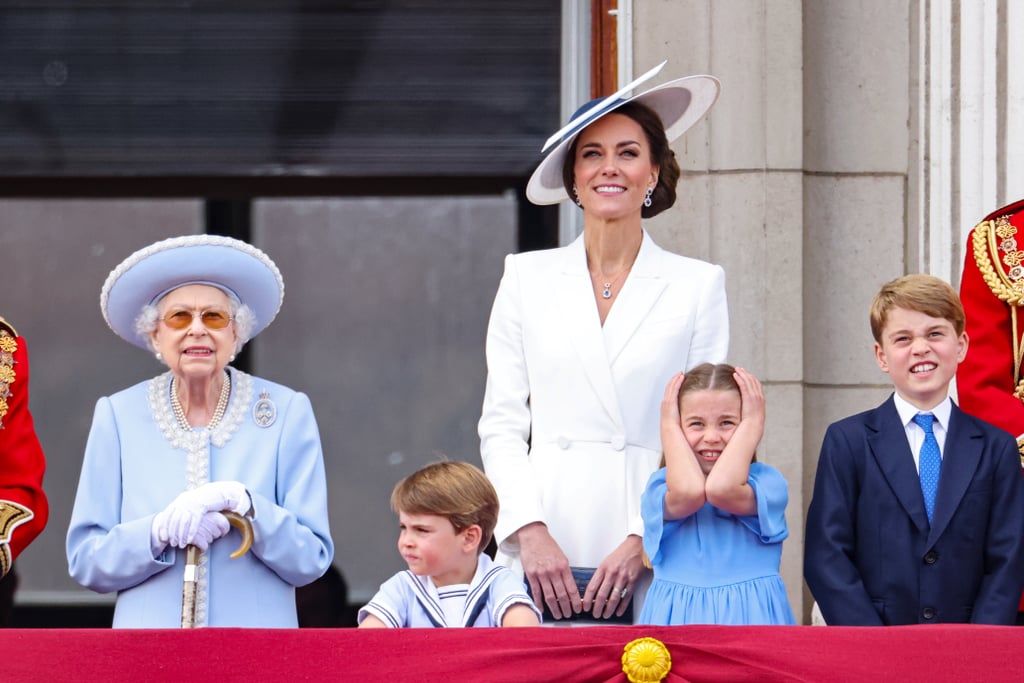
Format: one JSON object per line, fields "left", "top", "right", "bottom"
{"left": 619, "top": 588, "right": 628, "bottom": 599}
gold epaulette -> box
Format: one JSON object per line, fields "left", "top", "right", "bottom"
{"left": 0, "top": 500, "right": 31, "bottom": 544}
{"left": 0, "top": 500, "right": 32, "bottom": 577}
{"left": 972, "top": 215, "right": 1024, "bottom": 305}
{"left": 0, "top": 324, "right": 18, "bottom": 429}
{"left": 0, "top": 316, "right": 15, "bottom": 338}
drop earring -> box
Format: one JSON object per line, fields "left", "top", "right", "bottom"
{"left": 644, "top": 187, "right": 654, "bottom": 208}
{"left": 155, "top": 351, "right": 163, "bottom": 363}
{"left": 572, "top": 184, "right": 582, "bottom": 207}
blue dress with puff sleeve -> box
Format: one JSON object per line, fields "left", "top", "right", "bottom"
{"left": 638, "top": 462, "right": 795, "bottom": 625}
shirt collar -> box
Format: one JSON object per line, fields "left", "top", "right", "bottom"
{"left": 893, "top": 391, "right": 952, "bottom": 430}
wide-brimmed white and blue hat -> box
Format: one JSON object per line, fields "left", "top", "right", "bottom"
{"left": 101, "top": 234, "right": 284, "bottom": 349}
{"left": 526, "top": 61, "right": 721, "bottom": 205}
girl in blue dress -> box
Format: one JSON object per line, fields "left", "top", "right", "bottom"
{"left": 638, "top": 363, "right": 795, "bottom": 625}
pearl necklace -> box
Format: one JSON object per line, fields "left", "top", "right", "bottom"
{"left": 170, "top": 371, "right": 231, "bottom": 431}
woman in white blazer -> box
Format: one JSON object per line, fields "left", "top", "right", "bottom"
{"left": 479, "top": 65, "right": 730, "bottom": 623}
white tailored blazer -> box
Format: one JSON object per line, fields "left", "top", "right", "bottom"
{"left": 479, "top": 229, "right": 729, "bottom": 570}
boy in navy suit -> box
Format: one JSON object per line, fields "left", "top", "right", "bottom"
{"left": 805, "top": 274, "right": 1024, "bottom": 625}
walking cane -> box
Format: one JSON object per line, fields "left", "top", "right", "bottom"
{"left": 181, "top": 510, "right": 254, "bottom": 628}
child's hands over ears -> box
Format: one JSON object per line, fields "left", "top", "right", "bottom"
{"left": 661, "top": 371, "right": 707, "bottom": 520}
{"left": 734, "top": 367, "right": 766, "bottom": 436}
{"left": 703, "top": 367, "right": 762, "bottom": 516}
{"left": 660, "top": 372, "right": 689, "bottom": 455}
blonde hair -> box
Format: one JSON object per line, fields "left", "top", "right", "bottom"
{"left": 391, "top": 461, "right": 498, "bottom": 551}
{"left": 869, "top": 274, "right": 965, "bottom": 343}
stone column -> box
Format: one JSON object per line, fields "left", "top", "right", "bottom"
{"left": 634, "top": 0, "right": 807, "bottom": 619}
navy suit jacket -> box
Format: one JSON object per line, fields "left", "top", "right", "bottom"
{"left": 805, "top": 395, "right": 1024, "bottom": 625}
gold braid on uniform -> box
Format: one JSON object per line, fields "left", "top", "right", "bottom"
{"left": 972, "top": 216, "right": 1024, "bottom": 305}
{"left": 974, "top": 218, "right": 1024, "bottom": 417}
{"left": 0, "top": 321, "right": 33, "bottom": 577}
{"left": 0, "top": 498, "right": 32, "bottom": 577}
{"left": 976, "top": 219, "right": 1024, "bottom": 470}
{"left": 0, "top": 325, "right": 18, "bottom": 430}
{"left": 0, "top": 544, "right": 9, "bottom": 577}
{"left": 974, "top": 218, "right": 1024, "bottom": 470}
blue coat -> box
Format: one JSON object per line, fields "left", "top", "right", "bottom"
{"left": 67, "top": 368, "right": 334, "bottom": 627}
{"left": 804, "top": 395, "right": 1024, "bottom": 625}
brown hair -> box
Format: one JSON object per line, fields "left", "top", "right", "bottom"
{"left": 658, "top": 362, "right": 757, "bottom": 466}
{"left": 561, "top": 101, "right": 682, "bottom": 218}
{"left": 869, "top": 274, "right": 965, "bottom": 343}
{"left": 679, "top": 362, "right": 740, "bottom": 398}
{"left": 390, "top": 460, "right": 498, "bottom": 552}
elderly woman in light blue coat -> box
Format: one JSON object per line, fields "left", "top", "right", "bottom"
{"left": 67, "top": 235, "right": 333, "bottom": 627}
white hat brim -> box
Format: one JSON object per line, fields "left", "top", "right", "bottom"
{"left": 526, "top": 73, "right": 721, "bottom": 206}
{"left": 101, "top": 235, "right": 284, "bottom": 349}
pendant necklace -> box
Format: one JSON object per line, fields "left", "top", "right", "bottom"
{"left": 589, "top": 242, "right": 641, "bottom": 300}
{"left": 595, "top": 268, "right": 630, "bottom": 299}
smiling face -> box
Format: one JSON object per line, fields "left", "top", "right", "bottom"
{"left": 150, "top": 284, "right": 237, "bottom": 382}
{"left": 572, "top": 113, "right": 659, "bottom": 221}
{"left": 679, "top": 388, "right": 742, "bottom": 476}
{"left": 874, "top": 306, "right": 968, "bottom": 410}
{"left": 396, "top": 511, "right": 478, "bottom": 587}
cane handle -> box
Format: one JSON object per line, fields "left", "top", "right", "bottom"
{"left": 223, "top": 510, "right": 254, "bottom": 559}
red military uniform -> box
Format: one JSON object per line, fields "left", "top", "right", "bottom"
{"left": 0, "top": 317, "right": 48, "bottom": 577}
{"left": 957, "top": 198, "right": 1024, "bottom": 612}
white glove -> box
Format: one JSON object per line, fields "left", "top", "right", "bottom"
{"left": 190, "top": 512, "right": 231, "bottom": 551}
{"left": 151, "top": 509, "right": 232, "bottom": 551}
{"left": 159, "top": 481, "right": 249, "bottom": 548}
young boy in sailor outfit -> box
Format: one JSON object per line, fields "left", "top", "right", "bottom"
{"left": 358, "top": 461, "right": 540, "bottom": 628}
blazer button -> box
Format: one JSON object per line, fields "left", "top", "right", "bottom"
{"left": 922, "top": 607, "right": 936, "bottom": 620}
{"left": 557, "top": 436, "right": 570, "bottom": 450}
{"left": 923, "top": 551, "right": 938, "bottom": 564}
{"left": 611, "top": 435, "right": 626, "bottom": 451}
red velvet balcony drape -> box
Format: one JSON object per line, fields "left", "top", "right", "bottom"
{"left": 3, "top": 624, "right": 1023, "bottom": 682}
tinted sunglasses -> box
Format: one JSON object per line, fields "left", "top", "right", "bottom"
{"left": 161, "top": 309, "right": 233, "bottom": 330}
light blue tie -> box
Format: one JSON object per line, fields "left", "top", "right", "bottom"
{"left": 913, "top": 413, "right": 942, "bottom": 524}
